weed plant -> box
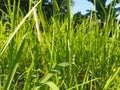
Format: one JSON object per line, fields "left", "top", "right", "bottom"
{"left": 0, "top": 0, "right": 120, "bottom": 90}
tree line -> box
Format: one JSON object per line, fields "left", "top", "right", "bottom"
{"left": 73, "top": 0, "right": 120, "bottom": 28}
{"left": 0, "top": 0, "right": 73, "bottom": 22}
{"left": 0, "top": 0, "right": 120, "bottom": 26}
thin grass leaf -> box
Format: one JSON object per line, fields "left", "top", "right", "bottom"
{"left": 0, "top": 77, "right": 2, "bottom": 90}
{"left": 23, "top": 51, "right": 34, "bottom": 90}
{"left": 67, "top": 0, "right": 72, "bottom": 87}
{"left": 32, "top": 62, "right": 71, "bottom": 90}
{"left": 0, "top": 0, "right": 42, "bottom": 57}
{"left": 53, "top": 0, "right": 60, "bottom": 15}
{"left": 4, "top": 34, "right": 27, "bottom": 90}
{"left": 103, "top": 67, "right": 120, "bottom": 90}
{"left": 67, "top": 77, "right": 101, "bottom": 90}
{"left": 67, "top": 0, "right": 71, "bottom": 63}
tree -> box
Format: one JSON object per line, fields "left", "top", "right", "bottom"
{"left": 41, "top": 0, "right": 74, "bottom": 22}
{"left": 0, "top": 0, "right": 73, "bottom": 22}
{"left": 0, "top": 0, "right": 29, "bottom": 16}
{"left": 87, "top": 0, "right": 120, "bottom": 23}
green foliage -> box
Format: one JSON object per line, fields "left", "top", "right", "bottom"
{"left": 33, "top": 62, "right": 70, "bottom": 90}
{"left": 0, "top": 0, "right": 74, "bottom": 22}
{"left": 87, "top": 0, "right": 120, "bottom": 22}
{"left": 0, "top": 0, "right": 120, "bottom": 90}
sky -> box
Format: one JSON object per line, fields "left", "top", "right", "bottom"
{"left": 72, "top": 0, "right": 120, "bottom": 15}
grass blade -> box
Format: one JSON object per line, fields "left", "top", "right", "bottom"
{"left": 33, "top": 7, "right": 41, "bottom": 42}
{"left": 103, "top": 67, "right": 120, "bottom": 90}
{"left": 43, "top": 81, "right": 59, "bottom": 90}
{"left": 4, "top": 34, "right": 27, "bottom": 90}
{"left": 32, "top": 62, "right": 70, "bottom": 90}
{"left": 0, "top": 0, "right": 42, "bottom": 57}
{"left": 23, "top": 51, "right": 34, "bottom": 90}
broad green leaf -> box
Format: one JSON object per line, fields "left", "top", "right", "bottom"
{"left": 32, "top": 62, "right": 70, "bottom": 90}
{"left": 42, "top": 81, "right": 59, "bottom": 90}
{"left": 4, "top": 34, "right": 27, "bottom": 90}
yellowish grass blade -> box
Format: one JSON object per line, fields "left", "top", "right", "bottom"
{"left": 0, "top": 0, "right": 42, "bottom": 56}
{"left": 33, "top": 8, "right": 41, "bottom": 42}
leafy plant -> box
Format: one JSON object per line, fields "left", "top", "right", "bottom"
{"left": 0, "top": 0, "right": 120, "bottom": 90}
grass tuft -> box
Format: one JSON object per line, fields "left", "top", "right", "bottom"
{"left": 0, "top": 0, "right": 120, "bottom": 90}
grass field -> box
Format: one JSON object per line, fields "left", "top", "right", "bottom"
{"left": 0, "top": 0, "right": 120, "bottom": 90}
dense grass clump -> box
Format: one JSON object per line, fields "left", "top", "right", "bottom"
{"left": 0, "top": 0, "right": 120, "bottom": 90}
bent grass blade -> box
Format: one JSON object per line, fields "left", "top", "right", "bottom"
{"left": 4, "top": 34, "right": 27, "bottom": 90}
{"left": 32, "top": 62, "right": 71, "bottom": 90}
{"left": 103, "top": 67, "right": 120, "bottom": 90}
{"left": 0, "top": 0, "right": 42, "bottom": 57}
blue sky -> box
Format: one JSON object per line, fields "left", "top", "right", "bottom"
{"left": 72, "top": 0, "right": 120, "bottom": 15}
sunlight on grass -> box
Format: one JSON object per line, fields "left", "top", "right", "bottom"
{"left": 0, "top": 0, "right": 120, "bottom": 90}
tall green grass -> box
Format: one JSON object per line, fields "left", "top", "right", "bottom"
{"left": 0, "top": 0, "right": 120, "bottom": 90}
